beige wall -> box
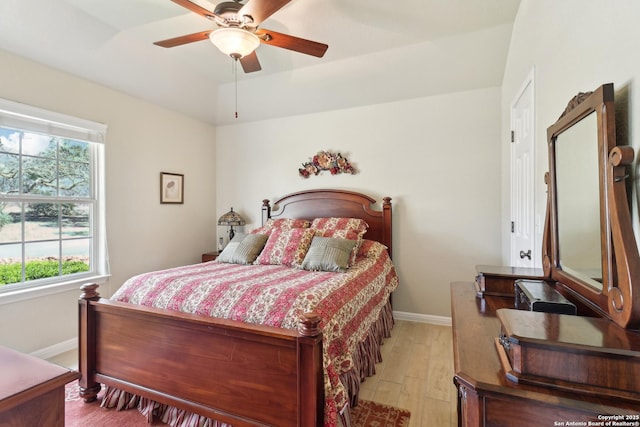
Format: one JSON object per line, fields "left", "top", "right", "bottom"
{"left": 216, "top": 87, "right": 503, "bottom": 318}
{"left": 0, "top": 49, "right": 503, "bottom": 355}
{"left": 0, "top": 50, "right": 217, "bottom": 353}
{"left": 500, "top": 0, "right": 640, "bottom": 265}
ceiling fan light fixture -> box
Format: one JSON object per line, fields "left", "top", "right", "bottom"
{"left": 209, "top": 28, "right": 260, "bottom": 58}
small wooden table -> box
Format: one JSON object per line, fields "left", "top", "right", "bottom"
{"left": 0, "top": 345, "right": 80, "bottom": 427}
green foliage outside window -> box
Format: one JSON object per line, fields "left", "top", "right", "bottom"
{"left": 0, "top": 259, "right": 89, "bottom": 286}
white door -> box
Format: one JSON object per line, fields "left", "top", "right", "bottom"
{"left": 510, "top": 71, "right": 535, "bottom": 268}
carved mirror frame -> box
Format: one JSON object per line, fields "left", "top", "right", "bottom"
{"left": 544, "top": 83, "right": 640, "bottom": 329}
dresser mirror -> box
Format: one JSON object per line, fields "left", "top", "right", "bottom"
{"left": 554, "top": 112, "right": 602, "bottom": 288}
{"left": 545, "top": 83, "right": 640, "bottom": 329}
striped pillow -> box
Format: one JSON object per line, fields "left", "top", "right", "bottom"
{"left": 250, "top": 218, "right": 311, "bottom": 235}
{"left": 313, "top": 229, "right": 363, "bottom": 266}
{"left": 255, "top": 228, "right": 316, "bottom": 267}
{"left": 217, "top": 233, "right": 268, "bottom": 265}
{"left": 310, "top": 217, "right": 368, "bottom": 235}
{"left": 301, "top": 237, "right": 357, "bottom": 272}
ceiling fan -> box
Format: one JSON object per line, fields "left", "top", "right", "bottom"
{"left": 154, "top": 0, "right": 329, "bottom": 73}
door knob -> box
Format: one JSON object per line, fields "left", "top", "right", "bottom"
{"left": 519, "top": 250, "right": 532, "bottom": 260}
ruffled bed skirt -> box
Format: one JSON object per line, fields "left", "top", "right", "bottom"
{"left": 100, "top": 300, "right": 395, "bottom": 427}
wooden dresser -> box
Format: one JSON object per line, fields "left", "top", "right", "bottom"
{"left": 0, "top": 345, "right": 80, "bottom": 427}
{"left": 451, "top": 281, "right": 640, "bottom": 426}
{"left": 451, "top": 83, "right": 640, "bottom": 426}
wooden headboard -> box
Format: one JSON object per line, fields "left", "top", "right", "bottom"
{"left": 261, "top": 189, "right": 393, "bottom": 258}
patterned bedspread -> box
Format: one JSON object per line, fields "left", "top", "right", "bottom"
{"left": 110, "top": 239, "right": 399, "bottom": 427}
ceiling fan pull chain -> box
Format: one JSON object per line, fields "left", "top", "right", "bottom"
{"left": 234, "top": 58, "right": 239, "bottom": 119}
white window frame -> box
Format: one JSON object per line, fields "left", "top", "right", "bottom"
{"left": 0, "top": 98, "right": 109, "bottom": 304}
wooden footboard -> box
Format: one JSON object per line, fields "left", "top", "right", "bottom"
{"left": 78, "top": 283, "right": 323, "bottom": 426}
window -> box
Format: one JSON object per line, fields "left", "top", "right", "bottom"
{"left": 0, "top": 99, "right": 108, "bottom": 299}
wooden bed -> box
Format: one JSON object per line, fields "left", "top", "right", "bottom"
{"left": 78, "top": 189, "right": 393, "bottom": 427}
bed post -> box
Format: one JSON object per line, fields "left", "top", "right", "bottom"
{"left": 78, "top": 283, "right": 101, "bottom": 402}
{"left": 261, "top": 199, "right": 271, "bottom": 225}
{"left": 297, "top": 312, "right": 323, "bottom": 427}
{"left": 383, "top": 197, "right": 392, "bottom": 259}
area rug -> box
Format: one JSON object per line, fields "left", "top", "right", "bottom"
{"left": 65, "top": 383, "right": 410, "bottom": 427}
{"left": 349, "top": 400, "right": 411, "bottom": 427}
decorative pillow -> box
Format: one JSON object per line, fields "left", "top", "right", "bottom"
{"left": 315, "top": 228, "right": 360, "bottom": 240}
{"left": 310, "top": 217, "right": 368, "bottom": 235}
{"left": 217, "top": 233, "right": 269, "bottom": 265}
{"left": 255, "top": 227, "right": 316, "bottom": 267}
{"left": 356, "top": 239, "right": 389, "bottom": 261}
{"left": 314, "top": 228, "right": 363, "bottom": 266}
{"left": 250, "top": 218, "right": 311, "bottom": 235}
{"left": 301, "top": 237, "right": 357, "bottom": 273}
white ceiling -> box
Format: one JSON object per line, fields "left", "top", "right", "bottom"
{"left": 0, "top": 0, "right": 521, "bottom": 125}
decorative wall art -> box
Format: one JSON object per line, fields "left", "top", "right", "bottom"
{"left": 298, "top": 150, "right": 356, "bottom": 178}
{"left": 160, "top": 172, "right": 184, "bottom": 204}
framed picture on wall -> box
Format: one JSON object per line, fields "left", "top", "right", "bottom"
{"left": 160, "top": 172, "right": 184, "bottom": 204}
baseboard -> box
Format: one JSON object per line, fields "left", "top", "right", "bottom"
{"left": 393, "top": 310, "right": 452, "bottom": 326}
{"left": 31, "top": 337, "right": 78, "bottom": 360}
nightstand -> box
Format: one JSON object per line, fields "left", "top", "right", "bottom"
{"left": 202, "top": 252, "right": 219, "bottom": 263}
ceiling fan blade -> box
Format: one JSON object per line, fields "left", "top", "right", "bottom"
{"left": 154, "top": 30, "right": 213, "bottom": 48}
{"left": 238, "top": 0, "right": 291, "bottom": 26}
{"left": 240, "top": 51, "right": 262, "bottom": 73}
{"left": 256, "top": 29, "right": 328, "bottom": 58}
{"left": 170, "top": 0, "right": 215, "bottom": 19}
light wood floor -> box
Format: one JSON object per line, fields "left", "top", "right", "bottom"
{"left": 48, "top": 319, "right": 457, "bottom": 427}
{"left": 357, "top": 320, "right": 457, "bottom": 427}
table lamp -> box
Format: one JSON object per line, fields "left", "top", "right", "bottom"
{"left": 217, "top": 207, "right": 246, "bottom": 243}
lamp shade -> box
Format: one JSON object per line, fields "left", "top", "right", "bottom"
{"left": 217, "top": 207, "right": 246, "bottom": 227}
{"left": 209, "top": 28, "right": 260, "bottom": 58}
